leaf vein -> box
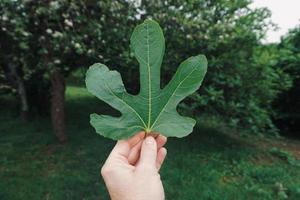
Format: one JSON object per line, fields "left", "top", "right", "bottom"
{"left": 150, "top": 68, "right": 197, "bottom": 130}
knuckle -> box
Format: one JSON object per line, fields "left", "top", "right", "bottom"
{"left": 100, "top": 165, "right": 112, "bottom": 177}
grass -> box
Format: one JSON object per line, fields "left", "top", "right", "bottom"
{"left": 1, "top": 85, "right": 300, "bottom": 200}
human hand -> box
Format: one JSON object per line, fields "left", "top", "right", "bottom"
{"left": 101, "top": 131, "right": 167, "bottom": 200}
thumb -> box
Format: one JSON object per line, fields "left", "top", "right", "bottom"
{"left": 137, "top": 136, "right": 157, "bottom": 171}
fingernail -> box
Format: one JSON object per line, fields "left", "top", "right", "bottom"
{"left": 145, "top": 136, "right": 155, "bottom": 145}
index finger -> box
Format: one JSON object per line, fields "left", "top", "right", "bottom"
{"left": 109, "top": 131, "right": 145, "bottom": 159}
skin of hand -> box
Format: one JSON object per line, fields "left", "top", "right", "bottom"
{"left": 101, "top": 131, "right": 167, "bottom": 200}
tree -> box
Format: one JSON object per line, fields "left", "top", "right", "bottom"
{"left": 274, "top": 26, "right": 300, "bottom": 135}
{"left": 0, "top": 0, "right": 31, "bottom": 121}
{"left": 0, "top": 0, "right": 138, "bottom": 142}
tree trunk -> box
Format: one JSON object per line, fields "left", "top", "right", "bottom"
{"left": 50, "top": 69, "right": 67, "bottom": 143}
{"left": 16, "top": 74, "right": 29, "bottom": 121}
{"left": 3, "top": 64, "right": 29, "bottom": 121}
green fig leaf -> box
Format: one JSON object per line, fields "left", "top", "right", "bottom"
{"left": 86, "top": 19, "right": 207, "bottom": 140}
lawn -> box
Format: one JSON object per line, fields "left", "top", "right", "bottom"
{"left": 1, "top": 85, "right": 300, "bottom": 200}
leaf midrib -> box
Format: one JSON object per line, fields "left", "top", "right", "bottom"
{"left": 146, "top": 22, "right": 152, "bottom": 130}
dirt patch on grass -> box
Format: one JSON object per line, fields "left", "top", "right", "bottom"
{"left": 249, "top": 154, "right": 274, "bottom": 165}
{"left": 223, "top": 132, "right": 300, "bottom": 161}
{"left": 263, "top": 137, "right": 300, "bottom": 160}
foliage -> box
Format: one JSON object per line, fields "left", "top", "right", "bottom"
{"left": 135, "top": 0, "right": 289, "bottom": 134}
{"left": 0, "top": 0, "right": 294, "bottom": 135}
{"left": 273, "top": 27, "right": 300, "bottom": 134}
{"left": 86, "top": 20, "right": 207, "bottom": 139}
{"left": 1, "top": 85, "right": 300, "bottom": 200}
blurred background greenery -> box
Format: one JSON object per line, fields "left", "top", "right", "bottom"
{"left": 0, "top": 0, "right": 299, "bottom": 199}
